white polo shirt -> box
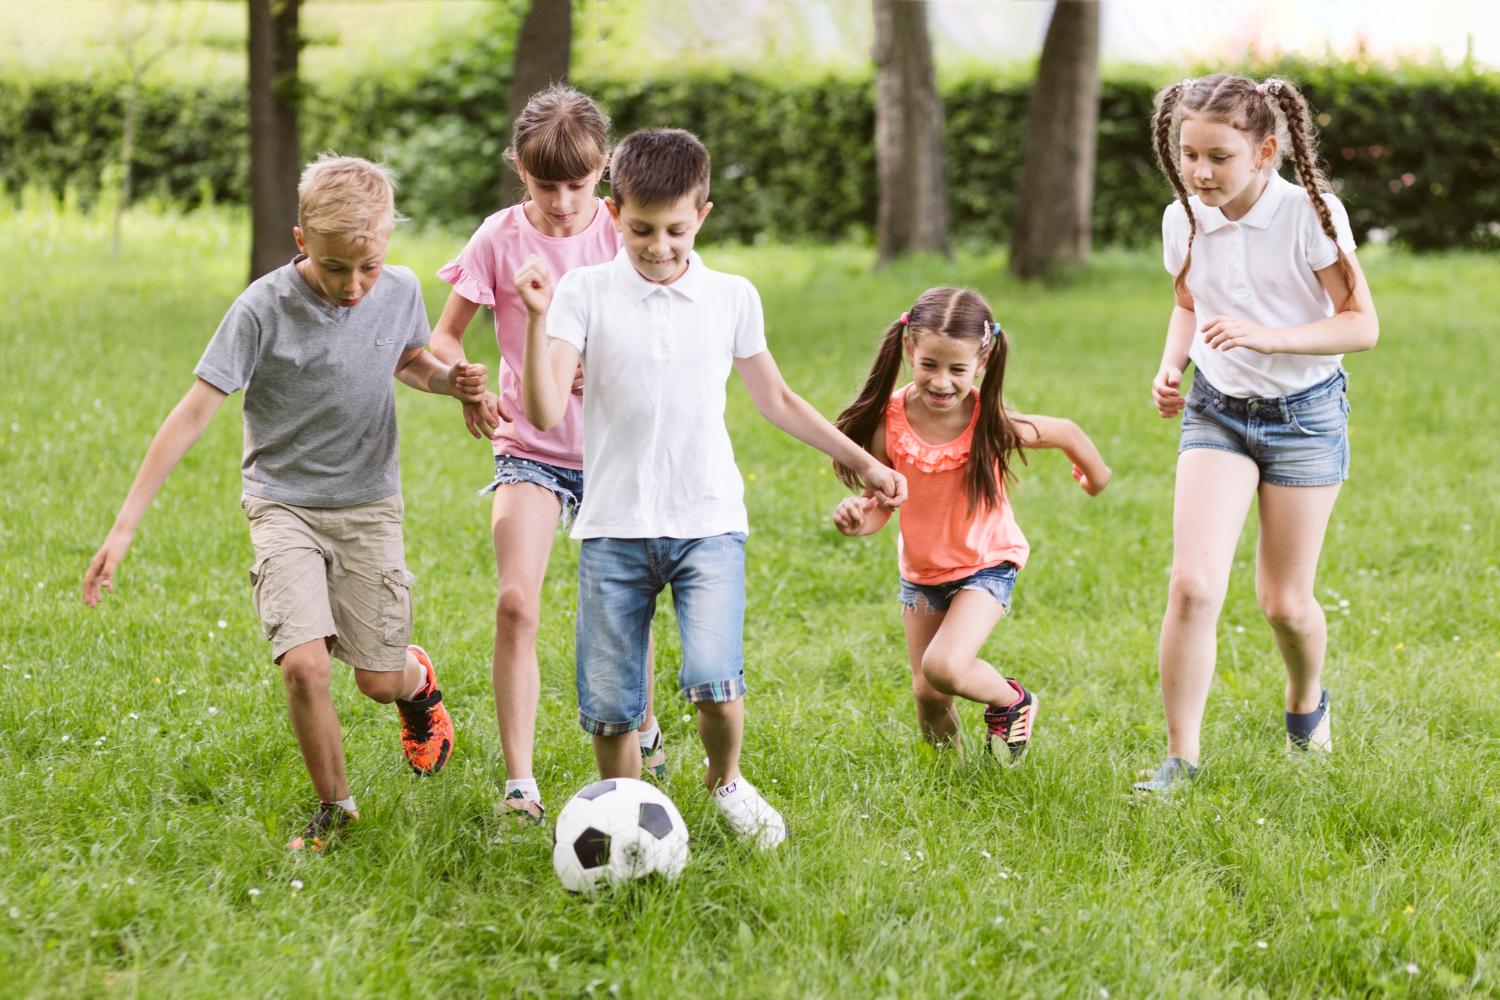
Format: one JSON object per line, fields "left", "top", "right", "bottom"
{"left": 547, "top": 248, "right": 769, "bottom": 539}
{"left": 1163, "top": 172, "right": 1357, "bottom": 399}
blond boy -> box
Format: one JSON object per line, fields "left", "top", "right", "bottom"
{"left": 82, "top": 155, "right": 483, "bottom": 849}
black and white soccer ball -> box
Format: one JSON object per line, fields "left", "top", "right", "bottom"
{"left": 551, "top": 777, "right": 690, "bottom": 893}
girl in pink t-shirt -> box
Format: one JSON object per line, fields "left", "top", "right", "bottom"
{"left": 830, "top": 287, "right": 1111, "bottom": 760}
{"left": 429, "top": 84, "right": 662, "bottom": 822}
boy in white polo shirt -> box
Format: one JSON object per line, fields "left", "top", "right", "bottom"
{"left": 514, "top": 128, "right": 906, "bottom": 848}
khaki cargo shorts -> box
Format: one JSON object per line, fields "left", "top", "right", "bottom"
{"left": 242, "top": 492, "right": 413, "bottom": 671}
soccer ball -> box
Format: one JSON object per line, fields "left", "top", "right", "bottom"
{"left": 551, "top": 777, "right": 690, "bottom": 893}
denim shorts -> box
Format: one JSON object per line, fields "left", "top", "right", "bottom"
{"left": 898, "top": 561, "right": 1020, "bottom": 615}
{"left": 478, "top": 455, "right": 584, "bottom": 526}
{"left": 575, "top": 534, "right": 748, "bottom": 736}
{"left": 1179, "top": 369, "right": 1351, "bottom": 487}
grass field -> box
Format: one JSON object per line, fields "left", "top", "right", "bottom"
{"left": 2, "top": 200, "right": 1499, "bottom": 999}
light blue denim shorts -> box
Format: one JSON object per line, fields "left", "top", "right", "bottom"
{"left": 899, "top": 561, "right": 1020, "bottom": 614}
{"left": 1179, "top": 369, "right": 1351, "bottom": 487}
{"left": 575, "top": 533, "right": 749, "bottom": 736}
{"left": 479, "top": 455, "right": 584, "bottom": 526}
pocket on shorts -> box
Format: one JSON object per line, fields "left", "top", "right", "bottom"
{"left": 1288, "top": 394, "right": 1349, "bottom": 437}
{"left": 247, "top": 557, "right": 282, "bottom": 641}
{"left": 379, "top": 568, "right": 416, "bottom": 645}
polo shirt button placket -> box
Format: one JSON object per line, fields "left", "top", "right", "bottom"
{"left": 652, "top": 291, "right": 670, "bottom": 357}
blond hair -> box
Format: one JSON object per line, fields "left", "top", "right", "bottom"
{"left": 297, "top": 153, "right": 407, "bottom": 242}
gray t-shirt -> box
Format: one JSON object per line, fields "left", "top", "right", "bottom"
{"left": 194, "top": 257, "right": 431, "bottom": 508}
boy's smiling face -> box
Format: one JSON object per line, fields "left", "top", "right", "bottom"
{"left": 606, "top": 193, "right": 712, "bottom": 285}
{"left": 294, "top": 227, "right": 389, "bottom": 307}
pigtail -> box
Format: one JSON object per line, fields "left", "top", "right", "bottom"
{"left": 1153, "top": 79, "right": 1198, "bottom": 301}
{"left": 967, "top": 324, "right": 1030, "bottom": 513}
{"left": 1267, "top": 78, "right": 1357, "bottom": 310}
{"left": 833, "top": 317, "right": 908, "bottom": 492}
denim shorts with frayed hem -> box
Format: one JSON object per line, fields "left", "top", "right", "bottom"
{"left": 899, "top": 560, "right": 1020, "bottom": 615}
{"left": 1179, "top": 368, "right": 1351, "bottom": 487}
{"left": 575, "top": 533, "right": 749, "bottom": 736}
{"left": 478, "top": 455, "right": 584, "bottom": 527}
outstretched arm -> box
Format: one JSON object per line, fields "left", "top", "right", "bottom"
{"left": 735, "top": 350, "right": 907, "bottom": 508}
{"left": 832, "top": 426, "right": 895, "bottom": 536}
{"left": 1013, "top": 413, "right": 1112, "bottom": 496}
{"left": 394, "top": 346, "right": 488, "bottom": 402}
{"left": 82, "top": 378, "right": 228, "bottom": 606}
{"left": 429, "top": 289, "right": 504, "bottom": 440}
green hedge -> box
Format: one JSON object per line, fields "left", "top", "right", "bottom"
{"left": 5, "top": 49, "right": 1500, "bottom": 251}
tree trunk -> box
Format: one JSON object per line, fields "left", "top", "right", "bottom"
{"left": 113, "top": 75, "right": 136, "bottom": 263}
{"left": 500, "top": 0, "right": 572, "bottom": 207}
{"left": 248, "top": 0, "right": 301, "bottom": 283}
{"left": 872, "top": 0, "right": 949, "bottom": 267}
{"left": 1010, "top": 0, "right": 1101, "bottom": 280}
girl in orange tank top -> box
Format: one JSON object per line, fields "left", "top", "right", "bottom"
{"left": 831, "top": 287, "right": 1112, "bottom": 759}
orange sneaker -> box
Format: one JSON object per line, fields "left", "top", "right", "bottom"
{"left": 398, "top": 644, "right": 453, "bottom": 776}
{"left": 287, "top": 801, "right": 357, "bottom": 851}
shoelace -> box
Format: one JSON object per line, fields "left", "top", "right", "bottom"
{"left": 304, "top": 803, "right": 347, "bottom": 840}
{"left": 398, "top": 690, "right": 436, "bottom": 743}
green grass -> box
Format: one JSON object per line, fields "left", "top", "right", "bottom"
{"left": 2, "top": 200, "right": 1499, "bottom": 999}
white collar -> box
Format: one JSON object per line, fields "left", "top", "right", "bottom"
{"left": 611, "top": 247, "right": 705, "bottom": 304}
{"left": 1192, "top": 172, "right": 1293, "bottom": 234}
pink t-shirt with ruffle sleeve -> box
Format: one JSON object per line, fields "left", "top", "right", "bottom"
{"left": 438, "top": 198, "right": 621, "bottom": 469}
{"left": 885, "top": 384, "right": 1030, "bottom": 584}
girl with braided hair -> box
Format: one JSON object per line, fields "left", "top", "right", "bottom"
{"left": 830, "top": 287, "right": 1111, "bottom": 759}
{"left": 1136, "top": 74, "right": 1380, "bottom": 794}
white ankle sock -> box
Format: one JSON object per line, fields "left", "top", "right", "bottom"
{"left": 505, "top": 778, "right": 540, "bottom": 801}
{"left": 637, "top": 723, "right": 661, "bottom": 749}
{"left": 402, "top": 669, "right": 428, "bottom": 702}
{"left": 335, "top": 795, "right": 357, "bottom": 815}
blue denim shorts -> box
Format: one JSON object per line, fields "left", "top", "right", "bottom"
{"left": 478, "top": 455, "right": 584, "bottom": 526}
{"left": 575, "top": 534, "right": 749, "bottom": 736}
{"left": 898, "top": 561, "right": 1020, "bottom": 614}
{"left": 1179, "top": 369, "right": 1351, "bottom": 487}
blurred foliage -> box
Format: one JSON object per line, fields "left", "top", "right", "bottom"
{"left": 4, "top": 35, "right": 1500, "bottom": 250}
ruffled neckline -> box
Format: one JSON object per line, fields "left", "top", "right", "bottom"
{"left": 886, "top": 384, "right": 978, "bottom": 474}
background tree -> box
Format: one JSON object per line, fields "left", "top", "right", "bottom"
{"left": 871, "top": 0, "right": 948, "bottom": 266}
{"left": 1010, "top": 0, "right": 1102, "bottom": 280}
{"left": 499, "top": 0, "right": 572, "bottom": 207}
{"left": 248, "top": 0, "right": 301, "bottom": 282}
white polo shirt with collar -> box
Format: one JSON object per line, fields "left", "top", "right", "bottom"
{"left": 1163, "top": 172, "right": 1357, "bottom": 399}
{"left": 547, "top": 248, "right": 769, "bottom": 539}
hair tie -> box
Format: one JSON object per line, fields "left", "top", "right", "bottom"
{"left": 980, "top": 321, "right": 996, "bottom": 352}
{"left": 1258, "top": 80, "right": 1282, "bottom": 98}
{"left": 899, "top": 312, "right": 909, "bottom": 326}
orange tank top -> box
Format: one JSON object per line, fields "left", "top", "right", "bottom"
{"left": 885, "top": 384, "right": 1029, "bottom": 584}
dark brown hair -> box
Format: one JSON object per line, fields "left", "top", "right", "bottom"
{"left": 1153, "top": 74, "right": 1356, "bottom": 307}
{"left": 834, "top": 287, "right": 1029, "bottom": 513}
{"left": 608, "top": 128, "right": 711, "bottom": 209}
{"left": 504, "top": 83, "right": 610, "bottom": 183}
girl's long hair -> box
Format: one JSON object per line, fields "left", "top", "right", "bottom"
{"left": 834, "top": 287, "right": 1028, "bottom": 513}
{"left": 1152, "top": 74, "right": 1356, "bottom": 308}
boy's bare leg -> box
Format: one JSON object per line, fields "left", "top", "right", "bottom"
{"left": 353, "top": 649, "right": 424, "bottom": 704}
{"left": 695, "top": 698, "right": 744, "bottom": 792}
{"left": 279, "top": 638, "right": 349, "bottom": 802}
{"left": 593, "top": 732, "right": 640, "bottom": 779}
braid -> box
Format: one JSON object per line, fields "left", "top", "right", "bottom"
{"left": 1153, "top": 80, "right": 1197, "bottom": 301}
{"left": 1270, "top": 78, "right": 1357, "bottom": 309}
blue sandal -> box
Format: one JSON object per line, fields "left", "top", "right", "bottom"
{"left": 1286, "top": 687, "right": 1332, "bottom": 753}
{"left": 1133, "top": 757, "right": 1198, "bottom": 796}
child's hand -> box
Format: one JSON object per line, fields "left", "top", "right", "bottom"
{"left": 1072, "top": 463, "right": 1111, "bottom": 497}
{"left": 832, "top": 495, "right": 878, "bottom": 535}
{"left": 463, "top": 390, "right": 510, "bottom": 441}
{"left": 513, "top": 255, "right": 553, "bottom": 317}
{"left": 450, "top": 359, "right": 488, "bottom": 404}
{"left": 81, "top": 531, "right": 131, "bottom": 607}
{"left": 1152, "top": 365, "right": 1185, "bottom": 418}
{"left": 866, "top": 463, "right": 908, "bottom": 509}
{"left": 1202, "top": 315, "right": 1280, "bottom": 354}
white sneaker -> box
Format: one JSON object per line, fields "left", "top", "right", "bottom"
{"left": 713, "top": 777, "right": 787, "bottom": 850}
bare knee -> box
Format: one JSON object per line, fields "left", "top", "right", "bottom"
{"left": 1259, "top": 591, "right": 1319, "bottom": 635}
{"left": 919, "top": 649, "right": 963, "bottom": 696}
{"left": 279, "top": 645, "right": 332, "bottom": 695}
{"left": 1167, "top": 572, "right": 1225, "bottom": 622}
{"left": 495, "top": 584, "right": 541, "bottom": 637}
{"left": 355, "top": 669, "right": 406, "bottom": 703}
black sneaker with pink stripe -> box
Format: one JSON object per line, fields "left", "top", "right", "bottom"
{"left": 983, "top": 679, "right": 1038, "bottom": 762}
